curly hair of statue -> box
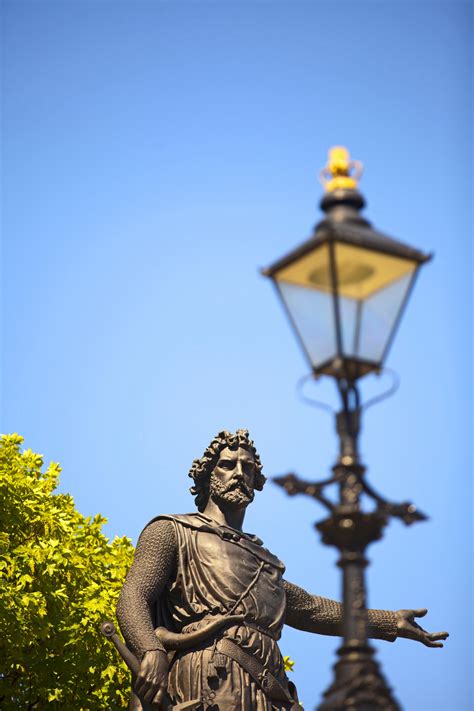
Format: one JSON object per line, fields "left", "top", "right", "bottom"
{"left": 188, "top": 428, "right": 266, "bottom": 512}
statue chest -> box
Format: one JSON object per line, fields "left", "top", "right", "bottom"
{"left": 163, "top": 521, "right": 287, "bottom": 632}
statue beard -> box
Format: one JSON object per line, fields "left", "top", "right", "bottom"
{"left": 209, "top": 475, "right": 255, "bottom": 508}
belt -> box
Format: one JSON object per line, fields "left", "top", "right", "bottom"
{"left": 181, "top": 617, "right": 279, "bottom": 641}
{"left": 217, "top": 637, "right": 295, "bottom": 705}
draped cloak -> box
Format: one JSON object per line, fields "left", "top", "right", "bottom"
{"left": 152, "top": 513, "right": 294, "bottom": 710}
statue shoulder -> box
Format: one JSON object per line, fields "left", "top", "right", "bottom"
{"left": 142, "top": 512, "right": 206, "bottom": 534}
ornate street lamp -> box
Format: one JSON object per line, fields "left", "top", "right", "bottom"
{"left": 263, "top": 147, "right": 430, "bottom": 382}
{"left": 263, "top": 147, "right": 432, "bottom": 710}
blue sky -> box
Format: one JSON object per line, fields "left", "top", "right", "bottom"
{"left": 2, "top": 2, "right": 472, "bottom": 709}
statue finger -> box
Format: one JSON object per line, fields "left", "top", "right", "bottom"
{"left": 423, "top": 638, "right": 444, "bottom": 648}
{"left": 413, "top": 608, "right": 428, "bottom": 618}
{"left": 151, "top": 688, "right": 166, "bottom": 709}
{"left": 143, "top": 683, "right": 161, "bottom": 704}
{"left": 428, "top": 631, "right": 449, "bottom": 641}
{"left": 420, "top": 631, "right": 447, "bottom": 648}
{"left": 134, "top": 676, "right": 148, "bottom": 699}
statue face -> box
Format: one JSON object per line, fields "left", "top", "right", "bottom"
{"left": 209, "top": 446, "right": 256, "bottom": 508}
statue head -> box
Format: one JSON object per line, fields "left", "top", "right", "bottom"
{"left": 189, "top": 429, "right": 266, "bottom": 512}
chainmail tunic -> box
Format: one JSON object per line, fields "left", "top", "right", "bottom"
{"left": 117, "top": 514, "right": 398, "bottom": 709}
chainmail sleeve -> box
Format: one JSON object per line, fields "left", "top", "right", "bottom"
{"left": 116, "top": 519, "right": 177, "bottom": 659}
{"left": 283, "top": 579, "right": 398, "bottom": 642}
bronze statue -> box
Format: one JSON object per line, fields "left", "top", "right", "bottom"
{"left": 115, "top": 430, "right": 448, "bottom": 710}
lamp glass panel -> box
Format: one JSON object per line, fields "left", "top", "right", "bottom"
{"left": 339, "top": 295, "right": 360, "bottom": 357}
{"left": 274, "top": 243, "right": 336, "bottom": 369}
{"left": 333, "top": 242, "right": 417, "bottom": 363}
{"left": 357, "top": 270, "right": 416, "bottom": 363}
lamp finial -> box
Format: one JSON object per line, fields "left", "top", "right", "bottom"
{"left": 319, "top": 146, "right": 363, "bottom": 192}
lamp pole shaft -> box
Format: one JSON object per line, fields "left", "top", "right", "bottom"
{"left": 340, "top": 549, "right": 368, "bottom": 647}
{"left": 316, "top": 384, "right": 400, "bottom": 711}
{"left": 335, "top": 407, "right": 369, "bottom": 648}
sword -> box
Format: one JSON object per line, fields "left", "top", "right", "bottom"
{"left": 100, "top": 621, "right": 201, "bottom": 711}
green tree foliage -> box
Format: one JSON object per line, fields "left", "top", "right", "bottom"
{"left": 0, "top": 434, "right": 134, "bottom": 709}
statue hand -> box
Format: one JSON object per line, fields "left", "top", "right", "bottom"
{"left": 395, "top": 608, "right": 449, "bottom": 648}
{"left": 134, "top": 649, "right": 169, "bottom": 708}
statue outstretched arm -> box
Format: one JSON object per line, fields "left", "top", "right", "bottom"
{"left": 283, "top": 581, "right": 448, "bottom": 647}
{"left": 116, "top": 519, "right": 177, "bottom": 659}
{"left": 282, "top": 579, "right": 398, "bottom": 641}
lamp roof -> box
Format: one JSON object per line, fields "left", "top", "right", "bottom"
{"left": 262, "top": 219, "right": 432, "bottom": 278}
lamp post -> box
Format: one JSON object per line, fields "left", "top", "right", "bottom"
{"left": 262, "top": 147, "right": 432, "bottom": 710}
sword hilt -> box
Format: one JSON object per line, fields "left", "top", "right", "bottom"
{"left": 100, "top": 620, "right": 140, "bottom": 675}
